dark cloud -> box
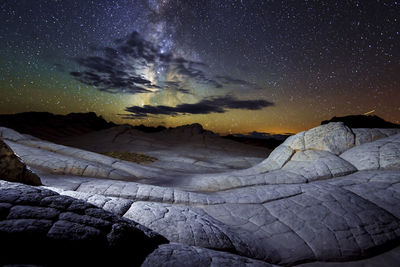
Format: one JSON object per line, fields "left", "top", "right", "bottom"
{"left": 70, "top": 35, "right": 159, "bottom": 94}
{"left": 163, "top": 81, "right": 191, "bottom": 94}
{"left": 122, "top": 96, "right": 274, "bottom": 118}
{"left": 70, "top": 31, "right": 216, "bottom": 93}
{"left": 216, "top": 75, "right": 250, "bottom": 85}
{"left": 115, "top": 31, "right": 159, "bottom": 63}
{"left": 70, "top": 69, "right": 156, "bottom": 94}
{"left": 215, "top": 75, "right": 262, "bottom": 90}
{"left": 170, "top": 57, "right": 222, "bottom": 88}
{"left": 70, "top": 31, "right": 260, "bottom": 94}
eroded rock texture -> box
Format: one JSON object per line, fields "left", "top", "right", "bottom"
{"left": 0, "top": 138, "right": 41, "bottom": 185}
{"left": 142, "top": 243, "right": 275, "bottom": 267}
{"left": 0, "top": 181, "right": 166, "bottom": 266}
{"left": 1, "top": 122, "right": 400, "bottom": 266}
{"left": 341, "top": 132, "right": 400, "bottom": 170}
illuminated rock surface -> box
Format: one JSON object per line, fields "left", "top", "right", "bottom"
{"left": 1, "top": 122, "right": 400, "bottom": 266}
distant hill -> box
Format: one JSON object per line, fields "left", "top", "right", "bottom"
{"left": 125, "top": 123, "right": 211, "bottom": 135}
{"left": 321, "top": 115, "right": 400, "bottom": 128}
{"left": 0, "top": 112, "right": 116, "bottom": 142}
{"left": 130, "top": 124, "right": 166, "bottom": 133}
{"left": 223, "top": 132, "right": 292, "bottom": 149}
{"left": 231, "top": 131, "right": 292, "bottom": 141}
{"left": 0, "top": 112, "right": 216, "bottom": 141}
{"left": 0, "top": 112, "right": 288, "bottom": 149}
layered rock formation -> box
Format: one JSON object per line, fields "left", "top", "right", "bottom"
{"left": 1, "top": 122, "right": 400, "bottom": 266}
{"left": 0, "top": 138, "right": 41, "bottom": 185}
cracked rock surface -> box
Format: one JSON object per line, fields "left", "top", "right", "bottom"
{"left": 142, "top": 243, "right": 276, "bottom": 267}
{"left": 0, "top": 180, "right": 167, "bottom": 266}
{"left": 1, "top": 122, "right": 400, "bottom": 266}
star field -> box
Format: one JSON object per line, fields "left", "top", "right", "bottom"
{"left": 0, "top": 0, "right": 399, "bottom": 134}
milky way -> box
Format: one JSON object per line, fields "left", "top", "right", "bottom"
{"left": 0, "top": 0, "right": 399, "bottom": 134}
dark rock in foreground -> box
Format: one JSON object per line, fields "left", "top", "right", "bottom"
{"left": 0, "top": 181, "right": 167, "bottom": 266}
{"left": 0, "top": 139, "right": 41, "bottom": 186}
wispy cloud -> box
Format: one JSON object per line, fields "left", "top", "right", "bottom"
{"left": 70, "top": 31, "right": 262, "bottom": 94}
{"left": 122, "top": 95, "right": 274, "bottom": 118}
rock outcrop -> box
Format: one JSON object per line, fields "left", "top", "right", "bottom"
{"left": 1, "top": 122, "right": 400, "bottom": 266}
{"left": 0, "top": 112, "right": 116, "bottom": 142}
{"left": 340, "top": 132, "right": 400, "bottom": 170}
{"left": 321, "top": 115, "right": 400, "bottom": 129}
{"left": 0, "top": 138, "right": 41, "bottom": 185}
{"left": 0, "top": 180, "right": 167, "bottom": 266}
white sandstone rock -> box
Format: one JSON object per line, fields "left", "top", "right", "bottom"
{"left": 340, "top": 133, "right": 400, "bottom": 170}
{"left": 282, "top": 150, "right": 357, "bottom": 181}
{"left": 124, "top": 201, "right": 250, "bottom": 256}
{"left": 1, "top": 124, "right": 400, "bottom": 266}
{"left": 304, "top": 122, "right": 355, "bottom": 154}
{"left": 254, "top": 145, "right": 294, "bottom": 172}
{"left": 282, "top": 131, "right": 306, "bottom": 150}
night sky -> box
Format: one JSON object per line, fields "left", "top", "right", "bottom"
{"left": 1, "top": 0, "right": 399, "bottom": 134}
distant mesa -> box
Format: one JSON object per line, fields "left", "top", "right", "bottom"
{"left": 0, "top": 112, "right": 213, "bottom": 140}
{"left": 130, "top": 124, "right": 167, "bottom": 133}
{"left": 131, "top": 123, "right": 209, "bottom": 135}
{"left": 0, "top": 112, "right": 116, "bottom": 142}
{"left": 224, "top": 131, "right": 292, "bottom": 149}
{"left": 0, "top": 112, "right": 287, "bottom": 149}
{"left": 232, "top": 131, "right": 292, "bottom": 141}
{"left": 321, "top": 115, "right": 400, "bottom": 128}
{"left": 163, "top": 123, "right": 214, "bottom": 136}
